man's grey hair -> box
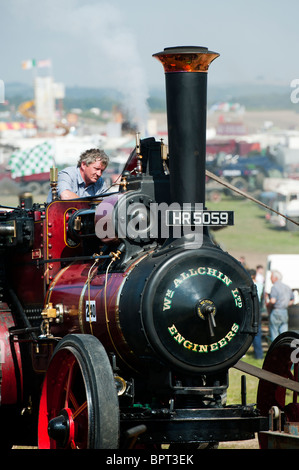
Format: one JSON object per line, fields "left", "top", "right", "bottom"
{"left": 77, "top": 148, "right": 109, "bottom": 168}
{"left": 271, "top": 270, "right": 282, "bottom": 281}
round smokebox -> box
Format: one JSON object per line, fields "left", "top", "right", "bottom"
{"left": 141, "top": 246, "right": 258, "bottom": 374}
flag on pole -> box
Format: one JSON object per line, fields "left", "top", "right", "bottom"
{"left": 37, "top": 59, "right": 52, "bottom": 68}
{"left": 8, "top": 141, "right": 55, "bottom": 178}
{"left": 21, "top": 59, "right": 37, "bottom": 70}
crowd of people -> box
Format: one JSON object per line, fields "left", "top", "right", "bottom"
{"left": 239, "top": 257, "right": 294, "bottom": 360}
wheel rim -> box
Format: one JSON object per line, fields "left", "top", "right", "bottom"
{"left": 257, "top": 332, "right": 299, "bottom": 448}
{"left": 38, "top": 334, "right": 119, "bottom": 449}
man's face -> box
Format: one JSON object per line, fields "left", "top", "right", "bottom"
{"left": 81, "top": 160, "right": 106, "bottom": 186}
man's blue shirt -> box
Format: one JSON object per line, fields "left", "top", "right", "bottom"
{"left": 270, "top": 280, "right": 294, "bottom": 309}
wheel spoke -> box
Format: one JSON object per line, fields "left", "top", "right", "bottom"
{"left": 72, "top": 401, "right": 87, "bottom": 420}
{"left": 70, "top": 440, "right": 77, "bottom": 449}
{"left": 292, "top": 363, "right": 299, "bottom": 403}
{"left": 67, "top": 389, "right": 80, "bottom": 411}
{"left": 64, "top": 358, "right": 76, "bottom": 408}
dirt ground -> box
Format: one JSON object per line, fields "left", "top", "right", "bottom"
{"left": 219, "top": 436, "right": 259, "bottom": 449}
{"left": 13, "top": 438, "right": 260, "bottom": 450}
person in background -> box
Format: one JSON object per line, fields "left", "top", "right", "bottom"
{"left": 266, "top": 270, "right": 294, "bottom": 342}
{"left": 255, "top": 265, "right": 265, "bottom": 285}
{"left": 47, "top": 148, "right": 109, "bottom": 202}
{"left": 239, "top": 256, "right": 249, "bottom": 270}
{"left": 249, "top": 269, "right": 264, "bottom": 359}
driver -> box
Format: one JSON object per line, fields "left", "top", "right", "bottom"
{"left": 47, "top": 148, "right": 109, "bottom": 201}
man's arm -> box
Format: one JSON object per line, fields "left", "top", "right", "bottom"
{"left": 60, "top": 189, "right": 79, "bottom": 200}
{"left": 265, "top": 295, "right": 276, "bottom": 314}
{"left": 57, "top": 168, "right": 78, "bottom": 199}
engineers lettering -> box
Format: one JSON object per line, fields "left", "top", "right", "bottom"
{"left": 168, "top": 323, "right": 240, "bottom": 353}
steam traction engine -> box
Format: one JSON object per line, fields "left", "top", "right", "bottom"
{"left": 0, "top": 46, "right": 276, "bottom": 449}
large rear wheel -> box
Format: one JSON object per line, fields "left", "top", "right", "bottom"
{"left": 257, "top": 332, "right": 299, "bottom": 449}
{"left": 38, "top": 334, "right": 119, "bottom": 449}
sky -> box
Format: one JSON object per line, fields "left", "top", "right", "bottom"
{"left": 1, "top": 0, "right": 299, "bottom": 125}
{"left": 1, "top": 0, "right": 299, "bottom": 87}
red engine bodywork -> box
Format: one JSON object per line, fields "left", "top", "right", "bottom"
{"left": 2, "top": 198, "right": 102, "bottom": 405}
{"left": 0, "top": 308, "right": 23, "bottom": 404}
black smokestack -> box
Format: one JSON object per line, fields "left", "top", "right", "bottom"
{"left": 153, "top": 46, "right": 219, "bottom": 207}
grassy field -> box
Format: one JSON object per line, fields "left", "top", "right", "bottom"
{"left": 219, "top": 351, "right": 263, "bottom": 449}
{"left": 227, "top": 353, "right": 264, "bottom": 405}
{"left": 208, "top": 194, "right": 299, "bottom": 270}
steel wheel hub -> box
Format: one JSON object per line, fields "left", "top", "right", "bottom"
{"left": 48, "top": 408, "right": 75, "bottom": 448}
